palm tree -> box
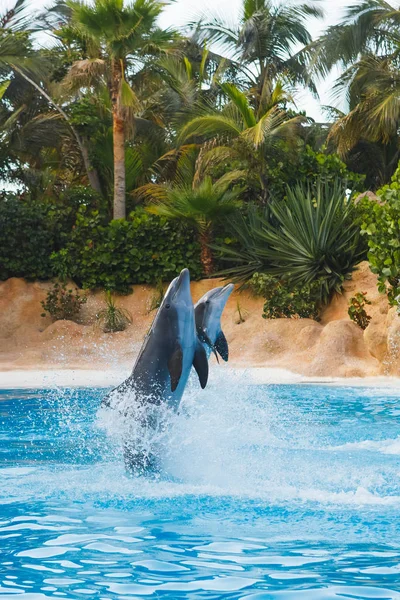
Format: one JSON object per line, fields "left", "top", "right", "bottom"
{"left": 139, "top": 174, "right": 243, "bottom": 276}
{"left": 0, "top": 0, "right": 104, "bottom": 194}
{"left": 327, "top": 55, "right": 400, "bottom": 184}
{"left": 179, "top": 81, "right": 306, "bottom": 202}
{"left": 311, "top": 0, "right": 400, "bottom": 185}
{"left": 65, "top": 0, "right": 178, "bottom": 219}
{"left": 196, "top": 0, "right": 324, "bottom": 111}
{"left": 311, "top": 0, "right": 400, "bottom": 75}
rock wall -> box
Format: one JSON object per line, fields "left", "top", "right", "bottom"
{"left": 0, "top": 262, "right": 399, "bottom": 377}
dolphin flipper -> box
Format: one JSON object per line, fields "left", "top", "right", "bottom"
{"left": 197, "top": 327, "right": 219, "bottom": 363}
{"left": 193, "top": 340, "right": 209, "bottom": 389}
{"left": 215, "top": 330, "right": 229, "bottom": 361}
{"left": 168, "top": 344, "right": 183, "bottom": 392}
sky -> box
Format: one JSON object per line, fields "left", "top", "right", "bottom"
{"left": 10, "top": 0, "right": 357, "bottom": 120}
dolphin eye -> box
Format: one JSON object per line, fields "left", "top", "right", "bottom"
{"left": 165, "top": 303, "right": 171, "bottom": 309}
{"left": 206, "top": 300, "right": 210, "bottom": 305}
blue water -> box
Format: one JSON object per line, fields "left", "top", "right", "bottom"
{"left": 1, "top": 380, "right": 400, "bottom": 599}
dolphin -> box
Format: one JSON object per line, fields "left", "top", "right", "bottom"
{"left": 194, "top": 284, "right": 234, "bottom": 361}
{"left": 101, "top": 268, "right": 209, "bottom": 472}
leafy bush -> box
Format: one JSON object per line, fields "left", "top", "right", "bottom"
{"left": 219, "top": 180, "right": 366, "bottom": 302}
{"left": 51, "top": 208, "right": 202, "bottom": 294}
{"left": 0, "top": 196, "right": 74, "bottom": 280}
{"left": 266, "top": 145, "right": 365, "bottom": 199}
{"left": 96, "top": 291, "right": 132, "bottom": 332}
{"left": 360, "top": 165, "right": 400, "bottom": 303}
{"left": 41, "top": 281, "right": 87, "bottom": 321}
{"left": 348, "top": 292, "right": 371, "bottom": 330}
{"left": 250, "top": 273, "right": 322, "bottom": 320}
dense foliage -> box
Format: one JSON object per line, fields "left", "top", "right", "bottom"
{"left": 0, "top": 196, "right": 73, "bottom": 280}
{"left": 360, "top": 167, "right": 400, "bottom": 303}
{"left": 51, "top": 209, "right": 202, "bottom": 294}
{"left": 2, "top": 0, "right": 400, "bottom": 315}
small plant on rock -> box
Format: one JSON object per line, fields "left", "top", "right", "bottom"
{"left": 348, "top": 292, "right": 371, "bottom": 330}
{"left": 96, "top": 291, "right": 132, "bottom": 333}
{"left": 234, "top": 300, "right": 249, "bottom": 324}
{"left": 41, "top": 281, "right": 87, "bottom": 322}
{"left": 148, "top": 279, "right": 165, "bottom": 313}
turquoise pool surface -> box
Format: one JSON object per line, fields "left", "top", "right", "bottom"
{"left": 0, "top": 382, "right": 400, "bottom": 599}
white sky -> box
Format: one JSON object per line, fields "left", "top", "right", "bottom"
{"left": 10, "top": 0, "right": 358, "bottom": 120}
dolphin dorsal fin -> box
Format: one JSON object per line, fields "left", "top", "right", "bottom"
{"left": 193, "top": 340, "right": 209, "bottom": 389}
{"left": 215, "top": 330, "right": 229, "bottom": 362}
{"left": 168, "top": 344, "right": 183, "bottom": 392}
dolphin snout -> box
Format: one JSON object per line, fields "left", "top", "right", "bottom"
{"left": 218, "top": 283, "right": 234, "bottom": 301}
{"left": 172, "top": 268, "right": 191, "bottom": 302}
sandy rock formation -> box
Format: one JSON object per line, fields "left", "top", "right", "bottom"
{"left": 1, "top": 261, "right": 400, "bottom": 378}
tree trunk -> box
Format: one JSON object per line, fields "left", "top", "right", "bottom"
{"left": 199, "top": 228, "right": 214, "bottom": 277}
{"left": 111, "top": 59, "right": 126, "bottom": 220}
{"left": 80, "top": 140, "right": 103, "bottom": 196}
{"left": 13, "top": 66, "right": 103, "bottom": 196}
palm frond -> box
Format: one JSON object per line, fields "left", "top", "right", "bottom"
{"left": 62, "top": 58, "right": 107, "bottom": 91}
{"left": 179, "top": 114, "right": 243, "bottom": 143}
{"left": 242, "top": 107, "right": 303, "bottom": 148}
{"left": 220, "top": 82, "right": 256, "bottom": 128}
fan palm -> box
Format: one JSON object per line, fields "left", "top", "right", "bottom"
{"left": 195, "top": 0, "right": 324, "bottom": 111}
{"left": 63, "top": 0, "right": 178, "bottom": 219}
{"left": 179, "top": 81, "right": 305, "bottom": 202}
{"left": 143, "top": 176, "right": 243, "bottom": 276}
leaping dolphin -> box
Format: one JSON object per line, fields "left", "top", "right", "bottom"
{"left": 195, "top": 284, "right": 234, "bottom": 361}
{"left": 101, "top": 268, "right": 209, "bottom": 472}
{"left": 103, "top": 268, "right": 208, "bottom": 410}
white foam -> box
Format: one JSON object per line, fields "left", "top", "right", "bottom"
{"left": 2, "top": 367, "right": 400, "bottom": 389}
{"left": 2, "top": 369, "right": 400, "bottom": 509}
{"left": 330, "top": 437, "right": 400, "bottom": 455}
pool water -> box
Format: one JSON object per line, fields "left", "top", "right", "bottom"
{"left": 1, "top": 379, "right": 400, "bottom": 599}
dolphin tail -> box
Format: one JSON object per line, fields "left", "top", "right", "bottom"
{"left": 215, "top": 330, "right": 229, "bottom": 362}
{"left": 193, "top": 339, "right": 209, "bottom": 389}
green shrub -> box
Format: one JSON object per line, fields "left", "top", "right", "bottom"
{"left": 348, "top": 292, "right": 371, "bottom": 330}
{"left": 0, "top": 196, "right": 73, "bottom": 281}
{"left": 219, "top": 180, "right": 366, "bottom": 302}
{"left": 360, "top": 164, "right": 400, "bottom": 303}
{"left": 96, "top": 291, "right": 132, "bottom": 332}
{"left": 250, "top": 273, "right": 322, "bottom": 320}
{"left": 51, "top": 208, "right": 202, "bottom": 294}
{"left": 266, "top": 145, "right": 365, "bottom": 199}
{"left": 41, "top": 281, "right": 87, "bottom": 321}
